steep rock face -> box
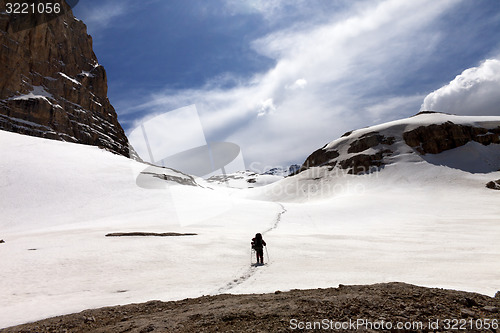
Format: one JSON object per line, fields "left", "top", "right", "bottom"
{"left": 0, "top": 0, "right": 130, "bottom": 157}
{"left": 300, "top": 147, "right": 340, "bottom": 170}
{"left": 300, "top": 131, "right": 395, "bottom": 175}
{"left": 403, "top": 122, "right": 500, "bottom": 155}
{"left": 299, "top": 113, "right": 500, "bottom": 175}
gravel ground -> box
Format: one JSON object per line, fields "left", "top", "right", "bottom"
{"left": 2, "top": 282, "right": 499, "bottom": 332}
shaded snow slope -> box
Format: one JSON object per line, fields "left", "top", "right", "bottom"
{"left": 1, "top": 124, "right": 500, "bottom": 328}
{"left": 421, "top": 141, "right": 500, "bottom": 173}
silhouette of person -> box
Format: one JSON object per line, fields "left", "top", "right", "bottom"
{"left": 251, "top": 233, "right": 266, "bottom": 264}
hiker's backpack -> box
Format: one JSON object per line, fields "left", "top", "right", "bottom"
{"left": 253, "top": 234, "right": 263, "bottom": 249}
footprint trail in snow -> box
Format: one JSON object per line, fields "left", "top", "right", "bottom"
{"left": 215, "top": 203, "right": 286, "bottom": 294}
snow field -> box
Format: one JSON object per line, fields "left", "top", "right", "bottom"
{"left": 1, "top": 127, "right": 500, "bottom": 328}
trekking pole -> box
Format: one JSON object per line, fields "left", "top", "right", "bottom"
{"left": 265, "top": 245, "right": 270, "bottom": 263}
{"left": 250, "top": 245, "right": 253, "bottom": 265}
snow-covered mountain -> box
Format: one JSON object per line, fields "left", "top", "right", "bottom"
{"left": 299, "top": 111, "right": 500, "bottom": 175}
{"left": 204, "top": 165, "right": 301, "bottom": 189}
{"left": 1, "top": 112, "right": 499, "bottom": 328}
{"left": 205, "top": 170, "right": 284, "bottom": 188}
{"left": 252, "top": 112, "right": 500, "bottom": 202}
{"left": 263, "top": 165, "right": 301, "bottom": 176}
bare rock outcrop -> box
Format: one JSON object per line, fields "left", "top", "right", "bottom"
{"left": 299, "top": 146, "right": 340, "bottom": 171}
{"left": 300, "top": 131, "right": 395, "bottom": 175}
{"left": 0, "top": 0, "right": 131, "bottom": 157}
{"left": 486, "top": 179, "right": 500, "bottom": 190}
{"left": 339, "top": 149, "right": 393, "bottom": 175}
{"left": 403, "top": 121, "right": 500, "bottom": 155}
{"left": 347, "top": 132, "right": 395, "bottom": 154}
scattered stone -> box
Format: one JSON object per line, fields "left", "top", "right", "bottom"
{"left": 460, "top": 308, "right": 475, "bottom": 318}
{"left": 0, "top": 239, "right": 4, "bottom": 244}
{"left": 83, "top": 315, "right": 95, "bottom": 323}
{"left": 463, "top": 297, "right": 479, "bottom": 307}
{"left": 483, "top": 305, "right": 499, "bottom": 313}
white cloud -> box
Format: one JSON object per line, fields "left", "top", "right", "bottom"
{"left": 421, "top": 58, "right": 500, "bottom": 116}
{"left": 126, "top": 0, "right": 462, "bottom": 167}
{"left": 75, "top": 1, "right": 129, "bottom": 33}
{"left": 258, "top": 98, "right": 277, "bottom": 116}
{"left": 286, "top": 78, "right": 307, "bottom": 90}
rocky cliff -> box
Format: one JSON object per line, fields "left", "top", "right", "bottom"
{"left": 0, "top": 0, "right": 130, "bottom": 157}
{"left": 299, "top": 112, "right": 500, "bottom": 175}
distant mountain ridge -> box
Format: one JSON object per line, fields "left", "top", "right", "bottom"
{"left": 298, "top": 112, "right": 500, "bottom": 175}
{"left": 205, "top": 164, "right": 300, "bottom": 189}
{"left": 263, "top": 165, "right": 301, "bottom": 177}
{"left": 0, "top": 1, "right": 130, "bottom": 157}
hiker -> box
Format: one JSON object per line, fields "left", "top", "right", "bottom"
{"left": 251, "top": 233, "right": 266, "bottom": 264}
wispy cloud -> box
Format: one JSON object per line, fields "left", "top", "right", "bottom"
{"left": 222, "top": 0, "right": 306, "bottom": 20}
{"left": 421, "top": 58, "right": 500, "bottom": 116}
{"left": 74, "top": 1, "right": 130, "bottom": 34}
{"left": 124, "top": 0, "right": 471, "bottom": 167}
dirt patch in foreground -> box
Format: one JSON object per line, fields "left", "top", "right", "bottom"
{"left": 2, "top": 283, "right": 499, "bottom": 332}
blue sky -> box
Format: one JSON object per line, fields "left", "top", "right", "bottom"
{"left": 72, "top": 0, "right": 500, "bottom": 169}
